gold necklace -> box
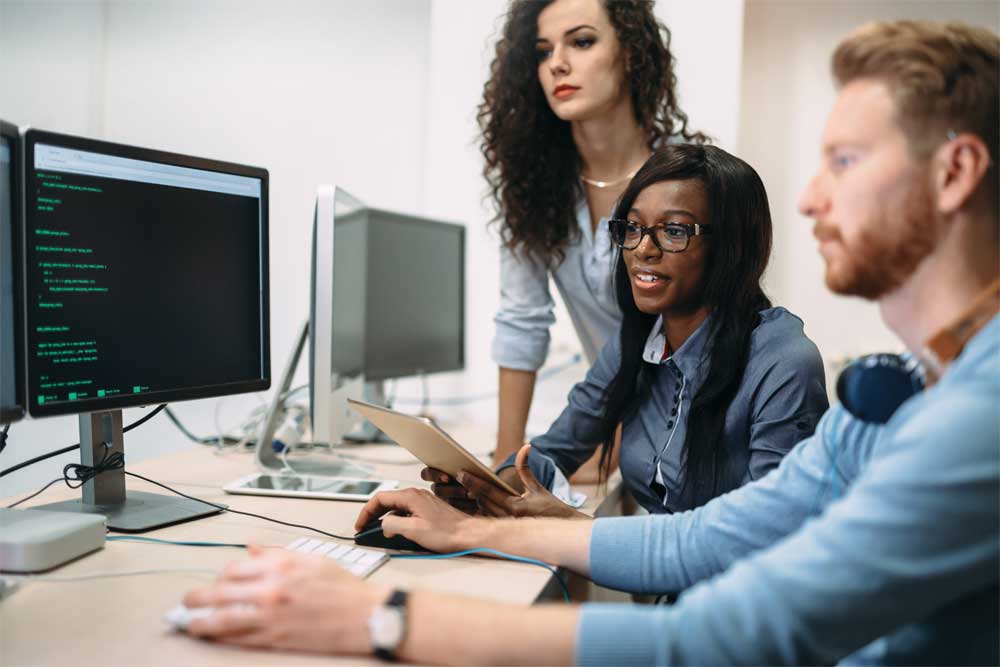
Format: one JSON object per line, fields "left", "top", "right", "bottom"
{"left": 579, "top": 168, "right": 640, "bottom": 189}
{"left": 580, "top": 155, "right": 650, "bottom": 189}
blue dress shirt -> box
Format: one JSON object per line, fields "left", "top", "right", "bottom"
{"left": 576, "top": 314, "right": 1000, "bottom": 666}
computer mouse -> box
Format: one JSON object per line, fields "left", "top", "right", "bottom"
{"left": 354, "top": 516, "right": 428, "bottom": 552}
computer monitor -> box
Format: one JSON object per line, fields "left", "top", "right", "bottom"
{"left": 311, "top": 186, "right": 464, "bottom": 446}
{"left": 1, "top": 120, "right": 24, "bottom": 423}
{"left": 22, "top": 128, "right": 270, "bottom": 531}
{"left": 254, "top": 186, "right": 464, "bottom": 472}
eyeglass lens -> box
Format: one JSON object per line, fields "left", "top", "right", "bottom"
{"left": 613, "top": 221, "right": 689, "bottom": 252}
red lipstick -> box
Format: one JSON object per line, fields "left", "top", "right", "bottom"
{"left": 553, "top": 84, "right": 580, "bottom": 99}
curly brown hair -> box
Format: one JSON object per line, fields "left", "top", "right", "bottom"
{"left": 478, "top": 0, "right": 708, "bottom": 266}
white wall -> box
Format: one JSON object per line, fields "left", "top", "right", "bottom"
{"left": 659, "top": 0, "right": 746, "bottom": 151}
{"left": 738, "top": 0, "right": 1000, "bottom": 392}
{"left": 3, "top": 0, "right": 996, "bottom": 495}
{"left": 1, "top": 0, "right": 749, "bottom": 493}
{"left": 417, "top": 0, "right": 751, "bottom": 438}
{"left": 1, "top": 0, "right": 433, "bottom": 495}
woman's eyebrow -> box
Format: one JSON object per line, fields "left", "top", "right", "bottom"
{"left": 628, "top": 207, "right": 698, "bottom": 221}
{"left": 536, "top": 24, "right": 598, "bottom": 44}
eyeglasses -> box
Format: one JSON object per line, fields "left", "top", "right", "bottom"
{"left": 608, "top": 218, "right": 713, "bottom": 253}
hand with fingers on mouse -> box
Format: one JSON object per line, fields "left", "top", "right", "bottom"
{"left": 428, "top": 444, "right": 590, "bottom": 520}
{"left": 354, "top": 487, "right": 485, "bottom": 554}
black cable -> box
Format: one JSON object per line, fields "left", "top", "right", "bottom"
{"left": 6, "top": 445, "right": 125, "bottom": 509}
{"left": 163, "top": 406, "right": 243, "bottom": 446}
{"left": 0, "top": 422, "right": 9, "bottom": 455}
{"left": 7, "top": 458, "right": 355, "bottom": 541}
{"left": 124, "top": 471, "right": 354, "bottom": 541}
{"left": 5, "top": 478, "right": 62, "bottom": 508}
{"left": 0, "top": 404, "right": 167, "bottom": 479}
{"left": 0, "top": 444, "right": 79, "bottom": 479}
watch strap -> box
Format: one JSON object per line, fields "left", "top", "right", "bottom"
{"left": 373, "top": 589, "right": 409, "bottom": 662}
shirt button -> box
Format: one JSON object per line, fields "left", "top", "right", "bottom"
{"left": 667, "top": 420, "right": 675, "bottom": 429}
{"left": 671, "top": 407, "right": 678, "bottom": 416}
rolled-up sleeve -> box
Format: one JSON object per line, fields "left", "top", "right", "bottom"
{"left": 497, "top": 337, "right": 622, "bottom": 483}
{"left": 491, "top": 243, "right": 556, "bottom": 371}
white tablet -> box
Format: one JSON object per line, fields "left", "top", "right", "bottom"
{"left": 223, "top": 473, "right": 398, "bottom": 502}
{"left": 348, "top": 399, "right": 519, "bottom": 496}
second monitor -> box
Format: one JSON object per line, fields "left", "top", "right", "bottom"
{"left": 311, "top": 186, "right": 465, "bottom": 449}
{"left": 254, "top": 185, "right": 465, "bottom": 471}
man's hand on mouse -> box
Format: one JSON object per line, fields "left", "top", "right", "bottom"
{"left": 354, "top": 487, "right": 484, "bottom": 554}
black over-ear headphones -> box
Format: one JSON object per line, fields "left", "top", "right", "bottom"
{"left": 836, "top": 353, "right": 925, "bottom": 424}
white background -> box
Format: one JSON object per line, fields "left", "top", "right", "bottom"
{"left": 1, "top": 0, "right": 997, "bottom": 497}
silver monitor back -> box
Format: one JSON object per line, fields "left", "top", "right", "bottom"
{"left": 309, "top": 185, "right": 366, "bottom": 447}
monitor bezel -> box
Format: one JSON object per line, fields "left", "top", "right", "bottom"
{"left": 23, "top": 128, "right": 271, "bottom": 418}
{"left": 0, "top": 119, "right": 25, "bottom": 422}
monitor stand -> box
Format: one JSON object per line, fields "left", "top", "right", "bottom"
{"left": 34, "top": 410, "right": 225, "bottom": 533}
{"left": 252, "top": 321, "right": 389, "bottom": 479}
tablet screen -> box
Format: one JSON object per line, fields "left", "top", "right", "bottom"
{"left": 243, "top": 475, "right": 381, "bottom": 496}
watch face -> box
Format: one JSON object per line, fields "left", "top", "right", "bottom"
{"left": 369, "top": 606, "right": 405, "bottom": 649}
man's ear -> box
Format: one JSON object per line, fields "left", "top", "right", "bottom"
{"left": 933, "top": 132, "right": 992, "bottom": 215}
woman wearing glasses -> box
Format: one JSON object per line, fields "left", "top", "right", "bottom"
{"left": 437, "top": 145, "right": 829, "bottom": 517}
{"left": 482, "top": 0, "right": 707, "bottom": 479}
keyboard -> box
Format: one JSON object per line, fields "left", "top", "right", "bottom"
{"left": 285, "top": 536, "right": 389, "bottom": 578}
{"left": 165, "top": 537, "right": 388, "bottom": 631}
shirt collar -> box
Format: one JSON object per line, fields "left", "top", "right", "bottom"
{"left": 942, "top": 311, "right": 1000, "bottom": 382}
{"left": 641, "top": 313, "right": 715, "bottom": 381}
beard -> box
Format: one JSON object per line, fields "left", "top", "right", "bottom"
{"left": 816, "top": 176, "right": 937, "bottom": 300}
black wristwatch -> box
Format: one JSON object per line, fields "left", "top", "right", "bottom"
{"left": 368, "top": 589, "right": 409, "bottom": 661}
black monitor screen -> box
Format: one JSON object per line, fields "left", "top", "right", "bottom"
{"left": 23, "top": 130, "right": 270, "bottom": 417}
{"left": 1, "top": 125, "right": 24, "bottom": 422}
{"left": 361, "top": 210, "right": 464, "bottom": 381}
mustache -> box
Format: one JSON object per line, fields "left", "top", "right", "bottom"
{"left": 813, "top": 221, "right": 841, "bottom": 242}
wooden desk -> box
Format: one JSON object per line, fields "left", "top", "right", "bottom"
{"left": 0, "top": 432, "right": 622, "bottom": 666}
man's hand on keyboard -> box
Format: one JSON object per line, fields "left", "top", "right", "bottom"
{"left": 356, "top": 487, "right": 486, "bottom": 553}
{"left": 183, "top": 545, "right": 391, "bottom": 655}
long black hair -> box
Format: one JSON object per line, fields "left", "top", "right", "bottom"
{"left": 597, "top": 145, "right": 773, "bottom": 507}
{"left": 478, "top": 0, "right": 707, "bottom": 266}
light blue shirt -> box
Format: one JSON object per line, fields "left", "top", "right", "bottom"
{"left": 576, "top": 314, "right": 1000, "bottom": 665}
{"left": 491, "top": 197, "right": 620, "bottom": 370}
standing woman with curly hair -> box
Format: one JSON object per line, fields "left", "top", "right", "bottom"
{"left": 480, "top": 0, "right": 706, "bottom": 480}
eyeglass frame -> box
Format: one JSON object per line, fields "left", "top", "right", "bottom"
{"left": 608, "top": 218, "right": 714, "bottom": 253}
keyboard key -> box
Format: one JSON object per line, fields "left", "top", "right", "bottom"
{"left": 286, "top": 537, "right": 309, "bottom": 551}
{"left": 340, "top": 549, "right": 364, "bottom": 564}
{"left": 313, "top": 542, "right": 336, "bottom": 556}
{"left": 299, "top": 539, "right": 323, "bottom": 554}
{"left": 282, "top": 536, "right": 388, "bottom": 579}
{"left": 358, "top": 551, "right": 382, "bottom": 565}
{"left": 329, "top": 544, "right": 352, "bottom": 559}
